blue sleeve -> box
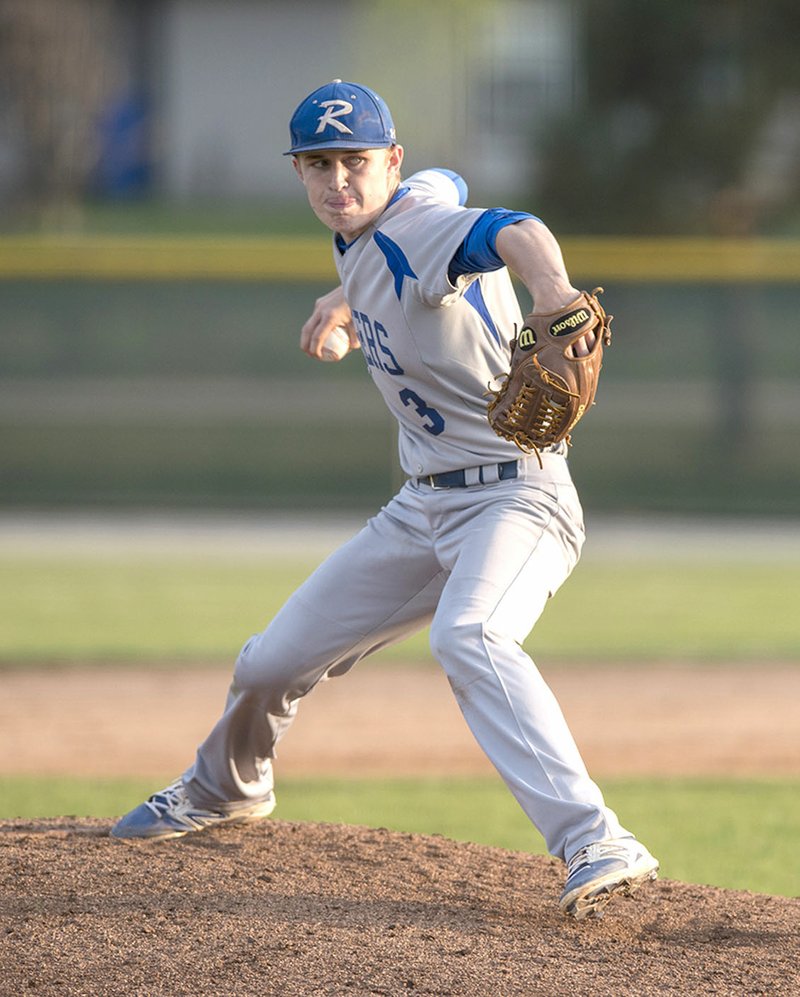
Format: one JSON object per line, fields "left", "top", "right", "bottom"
{"left": 448, "top": 208, "right": 539, "bottom": 281}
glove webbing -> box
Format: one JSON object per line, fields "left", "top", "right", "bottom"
{"left": 488, "top": 356, "right": 580, "bottom": 467}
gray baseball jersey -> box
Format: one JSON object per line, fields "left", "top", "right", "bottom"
{"left": 336, "top": 169, "right": 528, "bottom": 478}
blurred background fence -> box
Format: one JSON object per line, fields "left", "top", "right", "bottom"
{"left": 2, "top": 236, "right": 798, "bottom": 516}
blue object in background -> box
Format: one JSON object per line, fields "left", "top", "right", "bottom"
{"left": 93, "top": 93, "right": 152, "bottom": 198}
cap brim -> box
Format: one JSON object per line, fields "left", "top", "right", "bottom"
{"left": 284, "top": 138, "right": 396, "bottom": 156}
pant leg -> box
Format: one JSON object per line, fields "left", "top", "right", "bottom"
{"left": 184, "top": 487, "right": 445, "bottom": 808}
{"left": 427, "top": 472, "right": 628, "bottom": 862}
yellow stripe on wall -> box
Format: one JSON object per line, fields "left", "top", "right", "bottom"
{"left": 563, "top": 237, "right": 800, "bottom": 283}
{"left": 0, "top": 235, "right": 798, "bottom": 282}
{"left": 0, "top": 236, "right": 337, "bottom": 281}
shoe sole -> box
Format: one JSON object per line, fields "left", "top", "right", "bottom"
{"left": 111, "top": 826, "right": 189, "bottom": 843}
{"left": 560, "top": 862, "right": 659, "bottom": 920}
{"left": 110, "top": 799, "right": 276, "bottom": 843}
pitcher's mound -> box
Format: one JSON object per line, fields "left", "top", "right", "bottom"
{"left": 1, "top": 818, "right": 797, "bottom": 996}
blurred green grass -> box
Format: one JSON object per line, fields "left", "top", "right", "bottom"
{"left": 1, "top": 554, "right": 797, "bottom": 665}
{"left": 1, "top": 774, "right": 796, "bottom": 898}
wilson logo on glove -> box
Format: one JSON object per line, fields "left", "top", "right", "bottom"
{"left": 517, "top": 327, "right": 537, "bottom": 351}
{"left": 550, "top": 308, "right": 591, "bottom": 336}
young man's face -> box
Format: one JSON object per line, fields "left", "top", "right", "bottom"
{"left": 293, "top": 146, "right": 404, "bottom": 241}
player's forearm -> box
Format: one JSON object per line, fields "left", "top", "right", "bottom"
{"left": 495, "top": 219, "right": 579, "bottom": 313}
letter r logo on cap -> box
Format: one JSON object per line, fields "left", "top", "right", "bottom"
{"left": 315, "top": 99, "right": 354, "bottom": 135}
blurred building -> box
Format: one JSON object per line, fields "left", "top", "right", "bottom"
{"left": 2, "top": 0, "right": 799, "bottom": 231}
{"left": 0, "top": 0, "right": 580, "bottom": 208}
{"left": 151, "top": 0, "right": 579, "bottom": 201}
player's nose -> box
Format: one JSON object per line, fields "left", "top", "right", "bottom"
{"left": 328, "top": 162, "right": 350, "bottom": 190}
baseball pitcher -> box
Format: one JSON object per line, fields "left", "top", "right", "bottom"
{"left": 112, "top": 80, "right": 658, "bottom": 920}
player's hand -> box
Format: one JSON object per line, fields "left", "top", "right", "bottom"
{"left": 300, "top": 285, "right": 359, "bottom": 359}
{"left": 570, "top": 328, "right": 597, "bottom": 358}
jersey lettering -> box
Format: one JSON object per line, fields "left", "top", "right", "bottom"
{"left": 353, "top": 311, "right": 404, "bottom": 375}
{"left": 399, "top": 388, "right": 445, "bottom": 436}
{"left": 353, "top": 311, "right": 380, "bottom": 369}
{"left": 315, "top": 100, "right": 354, "bottom": 135}
{"left": 375, "top": 321, "right": 404, "bottom": 375}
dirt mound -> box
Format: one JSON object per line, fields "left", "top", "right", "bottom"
{"left": 1, "top": 819, "right": 797, "bottom": 996}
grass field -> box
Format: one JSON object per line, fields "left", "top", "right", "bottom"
{"left": 1, "top": 551, "right": 798, "bottom": 664}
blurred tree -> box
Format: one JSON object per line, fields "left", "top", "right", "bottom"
{"left": 0, "top": 0, "right": 121, "bottom": 228}
{"left": 534, "top": 0, "right": 800, "bottom": 234}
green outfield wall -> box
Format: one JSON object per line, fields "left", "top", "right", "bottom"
{"left": 1, "top": 237, "right": 798, "bottom": 515}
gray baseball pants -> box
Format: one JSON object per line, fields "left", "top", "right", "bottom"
{"left": 183, "top": 453, "right": 628, "bottom": 862}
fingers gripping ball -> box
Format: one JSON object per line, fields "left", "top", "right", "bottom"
{"left": 320, "top": 325, "right": 352, "bottom": 362}
{"left": 486, "top": 288, "right": 613, "bottom": 461}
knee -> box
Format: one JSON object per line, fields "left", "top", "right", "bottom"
{"left": 429, "top": 617, "right": 489, "bottom": 685}
{"left": 233, "top": 632, "right": 297, "bottom": 701}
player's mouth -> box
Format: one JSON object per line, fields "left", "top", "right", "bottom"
{"left": 326, "top": 197, "right": 357, "bottom": 212}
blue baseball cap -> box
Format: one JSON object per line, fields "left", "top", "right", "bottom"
{"left": 285, "top": 80, "right": 396, "bottom": 155}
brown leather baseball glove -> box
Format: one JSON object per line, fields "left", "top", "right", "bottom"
{"left": 486, "top": 287, "right": 612, "bottom": 462}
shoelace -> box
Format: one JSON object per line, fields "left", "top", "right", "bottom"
{"left": 567, "top": 839, "right": 636, "bottom": 875}
{"left": 144, "top": 780, "right": 185, "bottom": 817}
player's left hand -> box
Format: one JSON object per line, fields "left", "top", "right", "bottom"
{"left": 300, "top": 285, "right": 359, "bottom": 359}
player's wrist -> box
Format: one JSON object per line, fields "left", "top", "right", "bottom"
{"left": 529, "top": 285, "right": 581, "bottom": 314}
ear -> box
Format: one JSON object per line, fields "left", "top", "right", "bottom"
{"left": 292, "top": 156, "right": 305, "bottom": 182}
{"left": 388, "top": 145, "right": 404, "bottom": 173}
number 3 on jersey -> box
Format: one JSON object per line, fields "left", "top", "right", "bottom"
{"left": 398, "top": 388, "right": 445, "bottom": 436}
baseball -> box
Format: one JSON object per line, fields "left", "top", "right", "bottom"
{"left": 320, "top": 325, "right": 351, "bottom": 362}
